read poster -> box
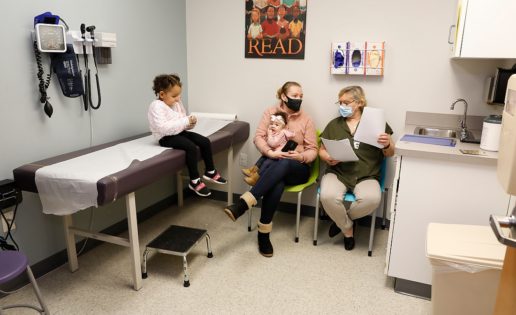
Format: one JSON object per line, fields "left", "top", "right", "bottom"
{"left": 245, "top": 0, "right": 307, "bottom": 59}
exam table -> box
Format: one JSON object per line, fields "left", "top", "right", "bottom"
{"left": 13, "top": 121, "right": 249, "bottom": 290}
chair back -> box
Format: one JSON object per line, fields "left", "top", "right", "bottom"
{"left": 284, "top": 130, "right": 321, "bottom": 192}
{"left": 379, "top": 157, "right": 387, "bottom": 191}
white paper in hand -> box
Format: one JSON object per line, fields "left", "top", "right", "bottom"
{"left": 321, "top": 138, "right": 359, "bottom": 162}
{"left": 353, "top": 107, "right": 385, "bottom": 148}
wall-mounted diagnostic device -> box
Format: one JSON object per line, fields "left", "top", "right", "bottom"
{"left": 35, "top": 23, "right": 67, "bottom": 53}
{"left": 32, "top": 11, "right": 115, "bottom": 117}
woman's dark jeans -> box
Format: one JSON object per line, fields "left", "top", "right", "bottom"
{"left": 250, "top": 158, "right": 310, "bottom": 224}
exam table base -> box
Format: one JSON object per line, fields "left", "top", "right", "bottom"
{"left": 62, "top": 145, "right": 234, "bottom": 291}
{"left": 63, "top": 192, "right": 142, "bottom": 290}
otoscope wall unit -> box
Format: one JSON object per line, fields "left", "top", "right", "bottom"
{"left": 68, "top": 30, "right": 116, "bottom": 64}
{"left": 331, "top": 41, "right": 385, "bottom": 76}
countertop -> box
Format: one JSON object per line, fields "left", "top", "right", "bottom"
{"left": 395, "top": 111, "right": 498, "bottom": 164}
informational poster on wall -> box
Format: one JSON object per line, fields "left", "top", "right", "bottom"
{"left": 245, "top": 0, "right": 307, "bottom": 59}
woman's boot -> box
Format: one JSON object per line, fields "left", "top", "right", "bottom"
{"left": 244, "top": 172, "right": 260, "bottom": 186}
{"left": 257, "top": 221, "right": 273, "bottom": 257}
{"left": 241, "top": 165, "right": 259, "bottom": 177}
{"left": 224, "top": 192, "right": 257, "bottom": 221}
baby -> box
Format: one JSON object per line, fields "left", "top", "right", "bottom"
{"left": 242, "top": 111, "right": 295, "bottom": 186}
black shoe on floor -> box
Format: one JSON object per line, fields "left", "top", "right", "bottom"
{"left": 343, "top": 221, "right": 356, "bottom": 250}
{"left": 343, "top": 236, "right": 355, "bottom": 251}
{"left": 258, "top": 232, "right": 273, "bottom": 257}
{"left": 223, "top": 198, "right": 249, "bottom": 222}
{"left": 328, "top": 222, "right": 342, "bottom": 238}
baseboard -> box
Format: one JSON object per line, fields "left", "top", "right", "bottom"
{"left": 394, "top": 278, "right": 432, "bottom": 300}
{"left": 1, "top": 188, "right": 390, "bottom": 296}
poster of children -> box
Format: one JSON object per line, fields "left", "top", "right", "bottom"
{"left": 245, "top": 0, "right": 307, "bottom": 59}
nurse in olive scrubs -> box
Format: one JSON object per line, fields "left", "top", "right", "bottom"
{"left": 319, "top": 86, "right": 395, "bottom": 250}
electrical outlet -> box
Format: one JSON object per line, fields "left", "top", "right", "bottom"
{"left": 239, "top": 153, "right": 248, "bottom": 167}
{"left": 1, "top": 211, "right": 15, "bottom": 233}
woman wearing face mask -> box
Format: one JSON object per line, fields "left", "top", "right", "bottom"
{"left": 224, "top": 81, "right": 317, "bottom": 257}
{"left": 319, "top": 86, "right": 394, "bottom": 251}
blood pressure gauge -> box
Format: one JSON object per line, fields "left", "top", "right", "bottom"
{"left": 35, "top": 23, "right": 67, "bottom": 53}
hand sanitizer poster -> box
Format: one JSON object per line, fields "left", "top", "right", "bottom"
{"left": 245, "top": 0, "right": 307, "bottom": 59}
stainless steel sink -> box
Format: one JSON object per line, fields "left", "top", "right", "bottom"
{"left": 413, "top": 127, "right": 457, "bottom": 138}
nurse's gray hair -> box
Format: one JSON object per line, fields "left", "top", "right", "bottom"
{"left": 338, "top": 86, "right": 367, "bottom": 107}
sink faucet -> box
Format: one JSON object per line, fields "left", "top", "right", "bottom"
{"left": 450, "top": 98, "right": 469, "bottom": 141}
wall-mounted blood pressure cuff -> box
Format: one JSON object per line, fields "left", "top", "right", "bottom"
{"left": 51, "top": 44, "right": 84, "bottom": 98}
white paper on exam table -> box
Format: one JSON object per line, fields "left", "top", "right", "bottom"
{"left": 321, "top": 138, "right": 359, "bottom": 162}
{"left": 189, "top": 112, "right": 237, "bottom": 137}
{"left": 353, "top": 107, "right": 385, "bottom": 149}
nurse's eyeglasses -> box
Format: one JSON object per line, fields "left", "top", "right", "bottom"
{"left": 335, "top": 99, "right": 356, "bottom": 106}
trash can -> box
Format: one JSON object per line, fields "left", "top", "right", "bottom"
{"left": 426, "top": 223, "right": 506, "bottom": 315}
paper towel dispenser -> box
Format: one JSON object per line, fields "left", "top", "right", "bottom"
{"left": 487, "top": 65, "right": 516, "bottom": 105}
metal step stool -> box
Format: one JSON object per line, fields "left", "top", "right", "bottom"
{"left": 141, "top": 225, "right": 213, "bottom": 287}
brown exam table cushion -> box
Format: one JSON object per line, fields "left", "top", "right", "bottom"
{"left": 13, "top": 121, "right": 250, "bottom": 206}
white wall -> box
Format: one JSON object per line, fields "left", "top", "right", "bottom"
{"left": 0, "top": 0, "right": 187, "bottom": 263}
{"left": 186, "top": 0, "right": 506, "bottom": 202}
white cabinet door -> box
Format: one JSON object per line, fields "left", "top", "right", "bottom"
{"left": 451, "top": 0, "right": 516, "bottom": 58}
{"left": 387, "top": 155, "right": 510, "bottom": 285}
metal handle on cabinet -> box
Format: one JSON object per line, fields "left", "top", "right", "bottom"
{"left": 448, "top": 25, "right": 456, "bottom": 44}
{"left": 490, "top": 214, "right": 516, "bottom": 248}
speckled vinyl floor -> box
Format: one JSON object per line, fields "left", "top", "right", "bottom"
{"left": 0, "top": 198, "right": 431, "bottom": 314}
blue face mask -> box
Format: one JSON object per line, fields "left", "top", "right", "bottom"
{"left": 339, "top": 105, "right": 353, "bottom": 118}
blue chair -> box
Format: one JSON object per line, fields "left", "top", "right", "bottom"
{"left": 248, "top": 131, "right": 321, "bottom": 243}
{"left": 313, "top": 159, "right": 388, "bottom": 256}
{"left": 0, "top": 250, "right": 50, "bottom": 314}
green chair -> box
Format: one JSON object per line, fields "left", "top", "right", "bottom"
{"left": 247, "top": 131, "right": 321, "bottom": 242}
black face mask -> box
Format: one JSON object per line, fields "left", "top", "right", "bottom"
{"left": 284, "top": 96, "right": 302, "bottom": 112}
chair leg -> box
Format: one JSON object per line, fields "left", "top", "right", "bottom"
{"left": 368, "top": 209, "right": 377, "bottom": 257}
{"left": 205, "top": 233, "right": 213, "bottom": 258}
{"left": 313, "top": 192, "right": 320, "bottom": 246}
{"left": 141, "top": 248, "right": 149, "bottom": 279}
{"left": 26, "top": 266, "right": 50, "bottom": 315}
{"left": 247, "top": 185, "right": 253, "bottom": 232}
{"left": 247, "top": 206, "right": 253, "bottom": 232}
{"left": 381, "top": 188, "right": 388, "bottom": 230}
{"left": 295, "top": 191, "right": 302, "bottom": 243}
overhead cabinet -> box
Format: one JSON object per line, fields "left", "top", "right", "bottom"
{"left": 450, "top": 0, "right": 516, "bottom": 58}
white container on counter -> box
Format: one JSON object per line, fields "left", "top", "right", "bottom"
{"left": 480, "top": 115, "right": 502, "bottom": 151}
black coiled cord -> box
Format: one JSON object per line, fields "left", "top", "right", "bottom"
{"left": 33, "top": 41, "right": 53, "bottom": 117}
{"left": 87, "top": 32, "right": 101, "bottom": 110}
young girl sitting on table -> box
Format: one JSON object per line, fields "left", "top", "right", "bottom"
{"left": 148, "top": 74, "right": 227, "bottom": 197}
